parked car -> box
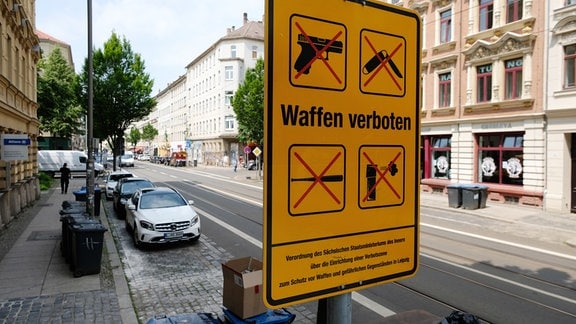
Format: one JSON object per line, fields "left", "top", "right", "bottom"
{"left": 104, "top": 171, "right": 134, "bottom": 200}
{"left": 124, "top": 187, "right": 201, "bottom": 248}
{"left": 139, "top": 154, "right": 150, "bottom": 161}
{"left": 113, "top": 177, "right": 155, "bottom": 218}
{"left": 117, "top": 152, "right": 135, "bottom": 167}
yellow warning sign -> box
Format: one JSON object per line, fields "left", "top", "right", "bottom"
{"left": 264, "top": 0, "right": 421, "bottom": 308}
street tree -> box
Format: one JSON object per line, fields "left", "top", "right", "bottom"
{"left": 127, "top": 127, "right": 141, "bottom": 152}
{"left": 77, "top": 32, "right": 156, "bottom": 170}
{"left": 141, "top": 123, "right": 159, "bottom": 153}
{"left": 37, "top": 47, "right": 84, "bottom": 138}
{"left": 232, "top": 58, "right": 264, "bottom": 146}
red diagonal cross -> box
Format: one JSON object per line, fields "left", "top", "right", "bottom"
{"left": 293, "top": 151, "right": 342, "bottom": 209}
{"left": 362, "top": 151, "right": 402, "bottom": 202}
{"left": 294, "top": 22, "right": 342, "bottom": 84}
{"left": 363, "top": 36, "right": 403, "bottom": 91}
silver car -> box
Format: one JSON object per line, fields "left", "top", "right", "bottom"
{"left": 104, "top": 171, "right": 134, "bottom": 200}
{"left": 125, "top": 187, "right": 201, "bottom": 248}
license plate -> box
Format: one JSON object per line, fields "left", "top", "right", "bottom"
{"left": 164, "top": 231, "right": 183, "bottom": 239}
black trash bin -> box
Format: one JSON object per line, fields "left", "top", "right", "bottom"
{"left": 60, "top": 213, "right": 96, "bottom": 263}
{"left": 73, "top": 186, "right": 87, "bottom": 202}
{"left": 70, "top": 222, "right": 107, "bottom": 277}
{"left": 94, "top": 187, "right": 101, "bottom": 216}
{"left": 72, "top": 187, "right": 101, "bottom": 216}
{"left": 446, "top": 184, "right": 462, "bottom": 208}
{"left": 476, "top": 184, "right": 489, "bottom": 208}
{"left": 461, "top": 184, "right": 481, "bottom": 210}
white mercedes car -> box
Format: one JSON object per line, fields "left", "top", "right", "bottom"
{"left": 124, "top": 187, "right": 201, "bottom": 248}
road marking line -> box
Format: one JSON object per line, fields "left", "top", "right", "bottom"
{"left": 422, "top": 223, "right": 576, "bottom": 261}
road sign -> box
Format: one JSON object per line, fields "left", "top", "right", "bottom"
{"left": 264, "top": 0, "right": 421, "bottom": 307}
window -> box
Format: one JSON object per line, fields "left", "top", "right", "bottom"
{"left": 224, "top": 91, "right": 233, "bottom": 105}
{"left": 479, "top": 0, "right": 493, "bottom": 31}
{"left": 431, "top": 136, "right": 451, "bottom": 179}
{"left": 476, "top": 64, "right": 492, "bottom": 102}
{"left": 225, "top": 116, "right": 235, "bottom": 130}
{"left": 224, "top": 66, "right": 234, "bottom": 80}
{"left": 506, "top": 0, "right": 522, "bottom": 23}
{"left": 252, "top": 46, "right": 258, "bottom": 59}
{"left": 230, "top": 45, "right": 236, "bottom": 58}
{"left": 564, "top": 44, "right": 576, "bottom": 88}
{"left": 505, "top": 58, "right": 523, "bottom": 99}
{"left": 478, "top": 133, "right": 523, "bottom": 185}
{"left": 440, "top": 9, "right": 452, "bottom": 44}
{"left": 438, "top": 72, "right": 451, "bottom": 107}
{"left": 421, "top": 136, "right": 452, "bottom": 180}
{"left": 566, "top": 0, "right": 576, "bottom": 6}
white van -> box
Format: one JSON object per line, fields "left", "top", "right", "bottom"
{"left": 38, "top": 150, "right": 104, "bottom": 178}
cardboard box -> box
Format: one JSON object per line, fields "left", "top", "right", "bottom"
{"left": 222, "top": 257, "right": 267, "bottom": 319}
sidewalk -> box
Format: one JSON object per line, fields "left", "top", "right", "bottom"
{"left": 0, "top": 170, "right": 575, "bottom": 323}
{"left": 0, "top": 177, "right": 136, "bottom": 323}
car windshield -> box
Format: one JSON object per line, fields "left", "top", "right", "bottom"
{"left": 121, "top": 181, "right": 153, "bottom": 195}
{"left": 140, "top": 192, "right": 187, "bottom": 209}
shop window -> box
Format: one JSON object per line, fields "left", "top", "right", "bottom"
{"left": 431, "top": 136, "right": 451, "bottom": 179}
{"left": 564, "top": 44, "right": 576, "bottom": 89}
{"left": 422, "top": 136, "right": 452, "bottom": 180}
{"left": 479, "top": 0, "right": 494, "bottom": 31}
{"left": 478, "top": 133, "right": 524, "bottom": 185}
{"left": 505, "top": 58, "right": 522, "bottom": 99}
{"left": 506, "top": 0, "right": 522, "bottom": 23}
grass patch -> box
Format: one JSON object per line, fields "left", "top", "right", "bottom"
{"left": 39, "top": 172, "right": 54, "bottom": 191}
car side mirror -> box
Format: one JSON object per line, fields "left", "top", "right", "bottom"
{"left": 188, "top": 200, "right": 194, "bottom": 205}
{"left": 128, "top": 204, "right": 136, "bottom": 211}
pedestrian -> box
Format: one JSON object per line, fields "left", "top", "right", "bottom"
{"left": 232, "top": 158, "right": 238, "bottom": 172}
{"left": 59, "top": 163, "right": 71, "bottom": 194}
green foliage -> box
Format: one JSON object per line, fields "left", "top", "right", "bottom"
{"left": 141, "top": 123, "right": 158, "bottom": 142}
{"left": 232, "top": 58, "right": 264, "bottom": 145}
{"left": 38, "top": 172, "right": 53, "bottom": 191}
{"left": 128, "top": 127, "right": 141, "bottom": 147}
{"left": 37, "top": 48, "right": 84, "bottom": 137}
{"left": 77, "top": 32, "right": 156, "bottom": 166}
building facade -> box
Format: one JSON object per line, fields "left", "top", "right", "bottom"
{"left": 545, "top": 0, "right": 576, "bottom": 212}
{"left": 412, "top": 0, "right": 546, "bottom": 207}
{"left": 140, "top": 13, "right": 264, "bottom": 166}
{"left": 0, "top": 0, "right": 41, "bottom": 224}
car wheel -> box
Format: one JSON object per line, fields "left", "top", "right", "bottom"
{"left": 124, "top": 218, "right": 132, "bottom": 233}
{"left": 133, "top": 225, "right": 143, "bottom": 249}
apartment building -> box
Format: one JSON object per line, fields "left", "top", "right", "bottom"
{"left": 409, "top": 0, "right": 546, "bottom": 207}
{"left": 143, "top": 13, "right": 264, "bottom": 166}
{"left": 0, "top": 0, "right": 41, "bottom": 224}
{"left": 545, "top": 0, "right": 576, "bottom": 212}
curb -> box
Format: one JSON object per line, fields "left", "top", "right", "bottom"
{"left": 99, "top": 200, "right": 138, "bottom": 323}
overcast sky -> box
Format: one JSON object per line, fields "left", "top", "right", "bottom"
{"left": 35, "top": 0, "right": 265, "bottom": 93}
